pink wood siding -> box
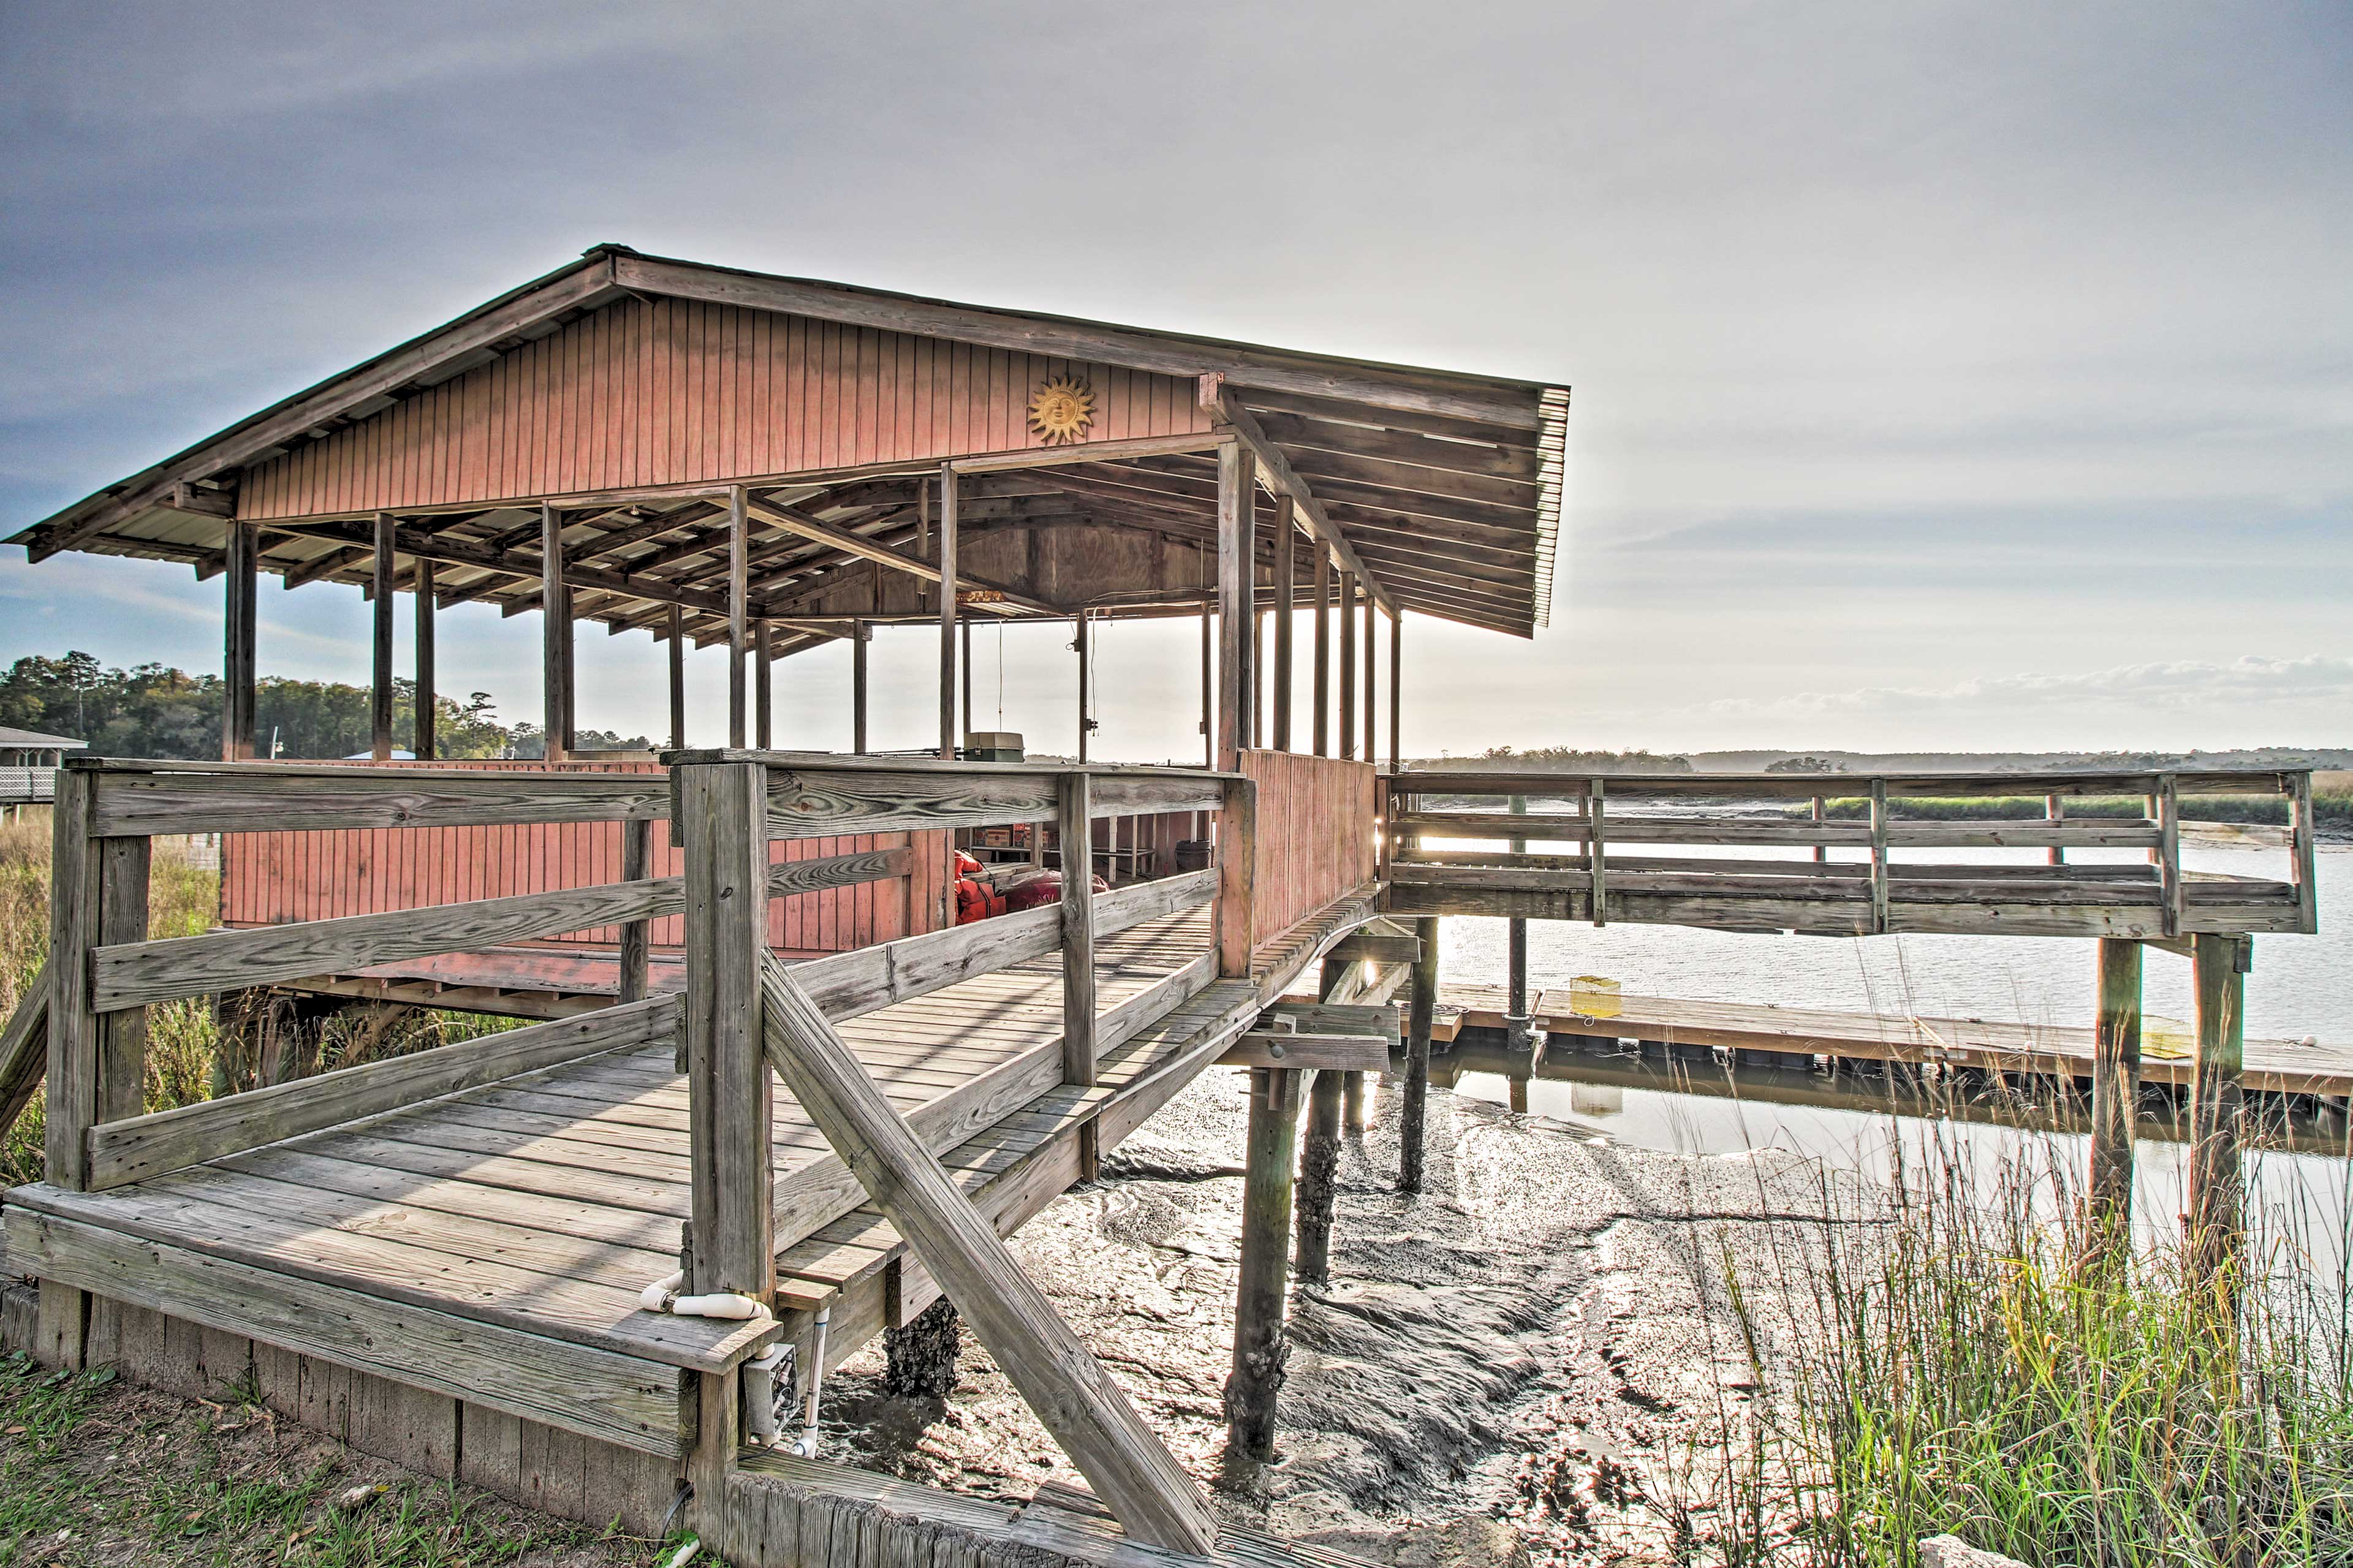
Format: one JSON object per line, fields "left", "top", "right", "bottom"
{"left": 219, "top": 760, "right": 949, "bottom": 957}
{"left": 1240, "top": 750, "right": 1378, "bottom": 948}
{"left": 240, "top": 297, "right": 1215, "bottom": 520}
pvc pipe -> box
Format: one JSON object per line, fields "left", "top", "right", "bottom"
{"left": 638, "top": 1270, "right": 684, "bottom": 1312}
{"left": 789, "top": 1306, "right": 831, "bottom": 1457}
{"left": 670, "top": 1292, "right": 771, "bottom": 1321}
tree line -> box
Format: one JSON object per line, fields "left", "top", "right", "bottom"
{"left": 0, "top": 652, "right": 651, "bottom": 760}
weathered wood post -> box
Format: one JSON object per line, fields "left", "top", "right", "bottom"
{"left": 1362, "top": 597, "right": 1377, "bottom": 768}
{"left": 1271, "top": 495, "right": 1296, "bottom": 751}
{"left": 1217, "top": 774, "right": 1256, "bottom": 983}
{"left": 677, "top": 758, "right": 776, "bottom": 1300}
{"left": 1215, "top": 439, "right": 1256, "bottom": 772}
{"left": 2186, "top": 933, "right": 2248, "bottom": 1295}
{"left": 754, "top": 621, "right": 773, "bottom": 749}
{"left": 1401, "top": 915, "right": 1441, "bottom": 1193}
{"left": 542, "top": 502, "right": 573, "bottom": 762}
{"left": 371, "top": 512, "right": 396, "bottom": 762}
{"left": 1059, "top": 772, "right": 1097, "bottom": 1086}
{"left": 1200, "top": 591, "right": 1214, "bottom": 770}
{"left": 724, "top": 487, "right": 749, "bottom": 749}
{"left": 938, "top": 463, "right": 959, "bottom": 759}
{"left": 1311, "top": 545, "right": 1332, "bottom": 758}
{"left": 1293, "top": 956, "right": 1353, "bottom": 1287}
{"left": 1227, "top": 1062, "right": 1303, "bottom": 1458}
{"left": 1074, "top": 612, "right": 1093, "bottom": 763}
{"left": 1336, "top": 572, "right": 1357, "bottom": 760}
{"left": 851, "top": 618, "right": 868, "bottom": 755}
{"left": 413, "top": 558, "right": 436, "bottom": 760}
{"left": 1507, "top": 793, "right": 1533, "bottom": 1048}
{"left": 678, "top": 755, "right": 775, "bottom": 1538}
{"left": 37, "top": 765, "right": 148, "bottom": 1366}
{"left": 618, "top": 817, "right": 652, "bottom": 1006}
{"left": 665, "top": 604, "right": 687, "bottom": 752}
{"left": 223, "top": 520, "right": 257, "bottom": 760}
{"left": 2088, "top": 937, "right": 2141, "bottom": 1248}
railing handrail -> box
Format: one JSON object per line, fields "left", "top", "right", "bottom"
{"left": 1386, "top": 765, "right": 2310, "bottom": 798}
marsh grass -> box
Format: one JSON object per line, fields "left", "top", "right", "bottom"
{"left": 1, "top": 810, "right": 516, "bottom": 1189}
{"left": 1711, "top": 1126, "right": 2353, "bottom": 1566}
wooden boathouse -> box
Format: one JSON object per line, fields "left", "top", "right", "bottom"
{"left": 0, "top": 247, "right": 2322, "bottom": 1565}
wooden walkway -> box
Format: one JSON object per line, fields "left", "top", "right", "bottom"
{"left": 7, "top": 904, "right": 1268, "bottom": 1458}
{"left": 1430, "top": 983, "right": 2353, "bottom": 1097}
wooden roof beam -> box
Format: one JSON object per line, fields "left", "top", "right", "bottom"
{"left": 1200, "top": 376, "right": 1396, "bottom": 616}
{"left": 741, "top": 496, "right": 1055, "bottom": 616}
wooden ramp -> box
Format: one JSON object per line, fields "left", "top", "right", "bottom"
{"left": 6, "top": 906, "right": 1254, "bottom": 1462}
{"left": 1432, "top": 983, "right": 2353, "bottom": 1097}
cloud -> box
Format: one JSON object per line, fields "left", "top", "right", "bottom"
{"left": 1707, "top": 655, "right": 2353, "bottom": 720}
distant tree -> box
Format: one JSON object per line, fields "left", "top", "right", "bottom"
{"left": 0, "top": 653, "right": 519, "bottom": 760}
{"left": 1766, "top": 756, "right": 1846, "bottom": 774}
{"left": 1451, "top": 744, "right": 1693, "bottom": 773}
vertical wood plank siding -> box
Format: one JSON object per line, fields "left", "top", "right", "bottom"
{"left": 1238, "top": 751, "right": 1377, "bottom": 950}
{"left": 219, "top": 760, "right": 945, "bottom": 956}
{"left": 240, "top": 300, "right": 1215, "bottom": 520}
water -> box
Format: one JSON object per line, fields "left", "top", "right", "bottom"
{"left": 1428, "top": 840, "right": 2353, "bottom": 1276}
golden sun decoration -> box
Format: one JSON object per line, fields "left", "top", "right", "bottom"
{"left": 1026, "top": 375, "right": 1095, "bottom": 445}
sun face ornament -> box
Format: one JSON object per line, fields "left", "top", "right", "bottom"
{"left": 1027, "top": 375, "right": 1096, "bottom": 446}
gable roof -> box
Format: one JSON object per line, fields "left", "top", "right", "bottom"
{"left": 12, "top": 246, "right": 1566, "bottom": 637}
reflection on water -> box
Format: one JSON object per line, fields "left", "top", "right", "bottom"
{"left": 1439, "top": 1036, "right": 2353, "bottom": 1284}
{"left": 1406, "top": 833, "right": 2353, "bottom": 1292}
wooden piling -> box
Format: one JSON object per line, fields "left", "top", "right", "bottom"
{"left": 2186, "top": 933, "right": 2248, "bottom": 1293}
{"left": 1292, "top": 956, "right": 1353, "bottom": 1287}
{"left": 665, "top": 604, "right": 686, "bottom": 752}
{"left": 1058, "top": 771, "right": 1096, "bottom": 1085}
{"left": 618, "top": 818, "right": 651, "bottom": 1006}
{"left": 1271, "top": 496, "right": 1295, "bottom": 751}
{"left": 1401, "top": 916, "right": 1440, "bottom": 1193}
{"left": 937, "top": 466, "right": 958, "bottom": 759}
{"left": 1311, "top": 545, "right": 1331, "bottom": 758}
{"left": 1506, "top": 795, "right": 1529, "bottom": 1040}
{"left": 371, "top": 513, "right": 396, "bottom": 762}
{"left": 412, "top": 558, "right": 436, "bottom": 760}
{"left": 2088, "top": 937, "right": 2141, "bottom": 1242}
{"left": 1226, "top": 1064, "right": 1302, "bottom": 1458}
{"left": 222, "top": 521, "right": 257, "bottom": 760}
{"left": 542, "top": 502, "right": 573, "bottom": 762}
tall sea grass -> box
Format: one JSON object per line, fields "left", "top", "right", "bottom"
{"left": 1, "top": 809, "right": 514, "bottom": 1188}
{"left": 1710, "top": 1123, "right": 2353, "bottom": 1566}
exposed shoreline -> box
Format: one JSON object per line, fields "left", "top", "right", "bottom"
{"left": 823, "top": 1066, "right": 1866, "bottom": 1567}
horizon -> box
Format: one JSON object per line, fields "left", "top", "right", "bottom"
{"left": 3, "top": 5, "right": 2347, "bottom": 760}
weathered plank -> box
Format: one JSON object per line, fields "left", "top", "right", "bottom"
{"left": 0, "top": 958, "right": 48, "bottom": 1143}
{"left": 93, "top": 846, "right": 908, "bottom": 1011}
{"left": 6, "top": 1209, "right": 692, "bottom": 1455}
{"left": 1217, "top": 1032, "right": 1390, "bottom": 1072}
{"left": 89, "top": 768, "right": 671, "bottom": 838}
{"left": 757, "top": 955, "right": 1218, "bottom": 1553}
{"left": 763, "top": 766, "right": 1220, "bottom": 838}
{"left": 86, "top": 998, "right": 678, "bottom": 1189}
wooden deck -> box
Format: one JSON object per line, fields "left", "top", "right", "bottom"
{"left": 1427, "top": 983, "right": 2353, "bottom": 1099}
{"left": 6, "top": 903, "right": 1279, "bottom": 1459}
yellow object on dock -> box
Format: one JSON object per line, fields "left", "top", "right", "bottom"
{"left": 1567, "top": 976, "right": 1621, "bottom": 1019}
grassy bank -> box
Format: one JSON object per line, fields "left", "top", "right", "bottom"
{"left": 1, "top": 813, "right": 512, "bottom": 1188}
{"left": 1807, "top": 791, "right": 2353, "bottom": 827}
{"left": 1710, "top": 1137, "right": 2353, "bottom": 1566}
{"left": 0, "top": 1351, "right": 656, "bottom": 1565}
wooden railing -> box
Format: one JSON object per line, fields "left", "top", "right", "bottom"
{"left": 219, "top": 757, "right": 947, "bottom": 956}
{"left": 21, "top": 755, "right": 1239, "bottom": 1213}
{"left": 1385, "top": 768, "right": 2321, "bottom": 939}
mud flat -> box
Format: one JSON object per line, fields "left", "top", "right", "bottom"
{"left": 824, "top": 1067, "right": 1876, "bottom": 1567}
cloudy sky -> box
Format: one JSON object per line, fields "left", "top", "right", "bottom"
{"left": 2, "top": 2, "right": 2346, "bottom": 760}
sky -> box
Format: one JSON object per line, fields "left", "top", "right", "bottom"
{"left": 2, "top": 2, "right": 2347, "bottom": 761}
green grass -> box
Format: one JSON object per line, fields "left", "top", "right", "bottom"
{"left": 1806, "top": 792, "right": 2353, "bottom": 827}
{"left": 0, "top": 1352, "right": 654, "bottom": 1565}
{"left": 1703, "top": 1135, "right": 2353, "bottom": 1567}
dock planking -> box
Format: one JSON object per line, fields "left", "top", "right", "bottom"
{"left": 8, "top": 907, "right": 1219, "bottom": 1408}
